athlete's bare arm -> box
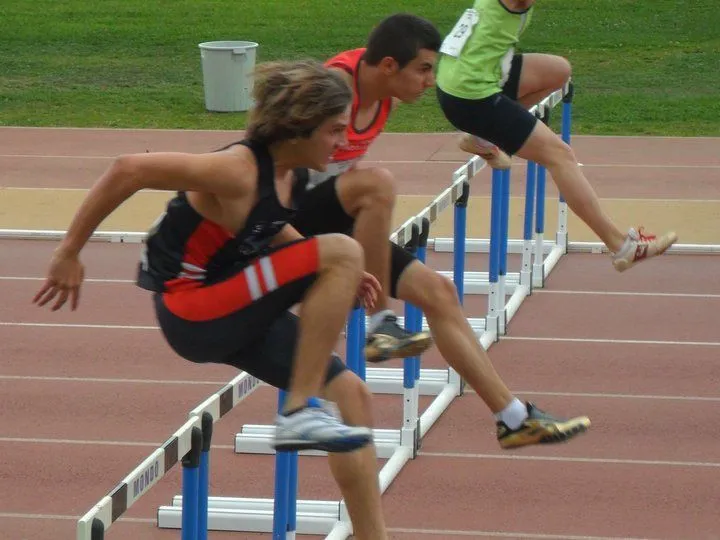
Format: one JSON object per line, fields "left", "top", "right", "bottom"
{"left": 58, "top": 149, "right": 255, "bottom": 256}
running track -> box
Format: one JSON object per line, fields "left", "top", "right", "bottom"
{"left": 1, "top": 128, "right": 719, "bottom": 540}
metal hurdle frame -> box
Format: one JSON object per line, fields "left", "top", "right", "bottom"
{"left": 76, "top": 417, "right": 204, "bottom": 540}
{"left": 77, "top": 371, "right": 261, "bottom": 540}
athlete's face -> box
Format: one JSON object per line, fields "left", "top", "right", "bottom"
{"left": 300, "top": 106, "right": 350, "bottom": 171}
{"left": 387, "top": 48, "right": 437, "bottom": 103}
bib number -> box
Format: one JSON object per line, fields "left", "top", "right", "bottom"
{"left": 440, "top": 9, "right": 480, "bottom": 58}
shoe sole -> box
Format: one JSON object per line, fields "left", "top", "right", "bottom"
{"left": 458, "top": 140, "right": 512, "bottom": 170}
{"left": 499, "top": 418, "right": 591, "bottom": 450}
{"left": 273, "top": 436, "right": 372, "bottom": 453}
{"left": 613, "top": 233, "right": 678, "bottom": 272}
{"left": 365, "top": 335, "right": 434, "bottom": 363}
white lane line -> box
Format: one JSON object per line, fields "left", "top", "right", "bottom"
{"left": 504, "top": 336, "right": 720, "bottom": 347}
{"left": 0, "top": 374, "right": 225, "bottom": 385}
{"left": 535, "top": 289, "right": 720, "bottom": 299}
{"left": 0, "top": 322, "right": 158, "bottom": 330}
{"left": 3, "top": 278, "right": 720, "bottom": 298}
{"left": 419, "top": 452, "right": 720, "bottom": 468}
{"left": 0, "top": 276, "right": 134, "bottom": 283}
{"left": 0, "top": 436, "right": 234, "bottom": 450}
{"left": 467, "top": 390, "right": 720, "bottom": 402}
{"left": 0, "top": 513, "right": 659, "bottom": 539}
{"left": 387, "top": 527, "right": 660, "bottom": 540}
{"left": 0, "top": 512, "right": 155, "bottom": 524}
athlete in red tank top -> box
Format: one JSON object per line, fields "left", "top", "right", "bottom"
{"left": 326, "top": 48, "right": 393, "bottom": 164}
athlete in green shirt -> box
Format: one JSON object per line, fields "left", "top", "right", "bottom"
{"left": 436, "top": 0, "right": 678, "bottom": 272}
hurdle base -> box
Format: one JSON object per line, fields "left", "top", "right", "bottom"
{"left": 158, "top": 446, "right": 413, "bottom": 536}
{"left": 158, "top": 496, "right": 340, "bottom": 535}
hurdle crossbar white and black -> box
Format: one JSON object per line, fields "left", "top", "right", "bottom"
{"left": 76, "top": 416, "right": 204, "bottom": 540}
{"left": 77, "top": 371, "right": 261, "bottom": 540}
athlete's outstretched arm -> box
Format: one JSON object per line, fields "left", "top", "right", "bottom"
{"left": 32, "top": 150, "right": 253, "bottom": 311}
{"left": 58, "top": 151, "right": 252, "bottom": 257}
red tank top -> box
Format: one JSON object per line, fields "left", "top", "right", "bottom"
{"left": 326, "top": 48, "right": 393, "bottom": 163}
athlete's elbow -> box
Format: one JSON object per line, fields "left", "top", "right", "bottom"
{"left": 110, "top": 154, "right": 145, "bottom": 193}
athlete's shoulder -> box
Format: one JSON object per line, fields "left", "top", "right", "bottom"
{"left": 325, "top": 48, "right": 367, "bottom": 71}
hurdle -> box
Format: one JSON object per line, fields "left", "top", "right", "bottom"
{"left": 76, "top": 371, "right": 261, "bottom": 540}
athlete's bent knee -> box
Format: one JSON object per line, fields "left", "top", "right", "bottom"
{"left": 408, "top": 269, "right": 460, "bottom": 317}
{"left": 541, "top": 137, "right": 577, "bottom": 169}
{"left": 317, "top": 233, "right": 364, "bottom": 271}
{"left": 347, "top": 167, "right": 396, "bottom": 210}
{"left": 325, "top": 371, "right": 374, "bottom": 427}
{"left": 366, "top": 167, "right": 397, "bottom": 207}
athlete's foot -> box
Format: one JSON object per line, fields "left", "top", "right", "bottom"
{"left": 612, "top": 227, "right": 678, "bottom": 272}
{"left": 273, "top": 400, "right": 372, "bottom": 453}
{"left": 458, "top": 133, "right": 512, "bottom": 170}
{"left": 497, "top": 402, "right": 590, "bottom": 450}
{"left": 364, "top": 313, "right": 434, "bottom": 363}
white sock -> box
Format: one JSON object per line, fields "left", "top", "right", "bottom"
{"left": 495, "top": 398, "right": 528, "bottom": 430}
{"left": 612, "top": 229, "right": 634, "bottom": 258}
{"left": 368, "top": 309, "right": 394, "bottom": 333}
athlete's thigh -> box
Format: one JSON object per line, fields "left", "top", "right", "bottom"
{"left": 292, "top": 175, "right": 355, "bottom": 236}
{"left": 333, "top": 167, "right": 395, "bottom": 217}
{"left": 389, "top": 241, "right": 417, "bottom": 299}
{"left": 232, "top": 311, "right": 348, "bottom": 391}
{"left": 156, "top": 239, "right": 320, "bottom": 363}
{"left": 516, "top": 53, "right": 571, "bottom": 99}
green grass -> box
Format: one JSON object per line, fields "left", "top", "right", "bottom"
{"left": 1, "top": 0, "right": 718, "bottom": 135}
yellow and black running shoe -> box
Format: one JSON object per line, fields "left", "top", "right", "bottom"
{"left": 364, "top": 313, "right": 434, "bottom": 363}
{"left": 497, "top": 402, "right": 591, "bottom": 450}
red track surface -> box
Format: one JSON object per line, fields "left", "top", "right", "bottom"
{"left": 1, "top": 128, "right": 719, "bottom": 540}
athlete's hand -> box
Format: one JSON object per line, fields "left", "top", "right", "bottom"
{"left": 357, "top": 271, "right": 381, "bottom": 309}
{"left": 33, "top": 249, "right": 85, "bottom": 311}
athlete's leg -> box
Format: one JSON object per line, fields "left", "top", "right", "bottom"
{"left": 395, "top": 258, "right": 590, "bottom": 448}
{"left": 236, "top": 321, "right": 388, "bottom": 539}
{"left": 283, "top": 233, "right": 364, "bottom": 411}
{"left": 515, "top": 121, "right": 627, "bottom": 251}
{"left": 292, "top": 172, "right": 433, "bottom": 361}
{"left": 334, "top": 167, "right": 396, "bottom": 314}
{"left": 323, "top": 371, "right": 388, "bottom": 540}
{"left": 157, "top": 236, "right": 374, "bottom": 452}
{"left": 180, "top": 309, "right": 387, "bottom": 537}
{"left": 438, "top": 88, "right": 677, "bottom": 269}
{"left": 514, "top": 53, "right": 572, "bottom": 108}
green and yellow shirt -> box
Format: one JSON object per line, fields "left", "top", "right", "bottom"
{"left": 436, "top": 0, "right": 534, "bottom": 99}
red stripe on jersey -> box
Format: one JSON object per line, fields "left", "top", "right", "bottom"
{"left": 183, "top": 219, "right": 233, "bottom": 269}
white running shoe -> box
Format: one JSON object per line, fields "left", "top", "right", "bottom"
{"left": 458, "top": 133, "right": 513, "bottom": 170}
{"left": 612, "top": 227, "right": 678, "bottom": 272}
{"left": 273, "top": 401, "right": 372, "bottom": 453}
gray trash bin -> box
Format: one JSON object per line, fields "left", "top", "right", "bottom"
{"left": 198, "top": 41, "right": 259, "bottom": 112}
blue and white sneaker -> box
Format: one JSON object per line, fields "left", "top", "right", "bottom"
{"left": 273, "top": 400, "right": 372, "bottom": 453}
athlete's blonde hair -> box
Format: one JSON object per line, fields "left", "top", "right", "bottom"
{"left": 246, "top": 60, "right": 352, "bottom": 144}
